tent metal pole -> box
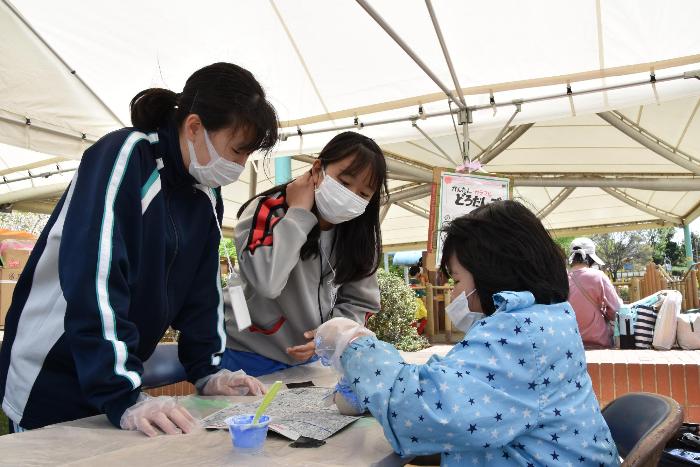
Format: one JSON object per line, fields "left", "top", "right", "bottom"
{"left": 0, "top": 113, "right": 98, "bottom": 147}
{"left": 424, "top": 0, "right": 466, "bottom": 108}
{"left": 536, "top": 187, "right": 575, "bottom": 219}
{"left": 0, "top": 182, "right": 68, "bottom": 205}
{"left": 397, "top": 201, "right": 429, "bottom": 219}
{"left": 516, "top": 175, "right": 700, "bottom": 191}
{"left": 600, "top": 187, "right": 682, "bottom": 224}
{"left": 478, "top": 124, "right": 534, "bottom": 165}
{"left": 0, "top": 167, "right": 75, "bottom": 185}
{"left": 380, "top": 202, "right": 392, "bottom": 223}
{"left": 355, "top": 0, "right": 465, "bottom": 109}
{"left": 412, "top": 122, "right": 458, "bottom": 165}
{"left": 597, "top": 111, "right": 700, "bottom": 175}
{"left": 279, "top": 69, "right": 698, "bottom": 140}
{"left": 2, "top": 0, "right": 125, "bottom": 126}
{"left": 388, "top": 184, "right": 432, "bottom": 203}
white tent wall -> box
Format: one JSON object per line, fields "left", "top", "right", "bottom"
{"left": 1, "top": 0, "right": 700, "bottom": 248}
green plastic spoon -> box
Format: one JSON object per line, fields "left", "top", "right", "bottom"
{"left": 252, "top": 380, "right": 284, "bottom": 424}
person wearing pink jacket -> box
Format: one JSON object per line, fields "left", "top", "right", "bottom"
{"left": 567, "top": 237, "right": 623, "bottom": 349}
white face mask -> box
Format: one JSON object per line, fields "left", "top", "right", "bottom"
{"left": 446, "top": 289, "right": 484, "bottom": 332}
{"left": 314, "top": 168, "right": 369, "bottom": 224}
{"left": 187, "top": 130, "right": 245, "bottom": 188}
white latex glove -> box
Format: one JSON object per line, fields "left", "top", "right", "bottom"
{"left": 314, "top": 317, "right": 375, "bottom": 371}
{"left": 200, "top": 369, "right": 267, "bottom": 396}
{"left": 120, "top": 395, "right": 197, "bottom": 437}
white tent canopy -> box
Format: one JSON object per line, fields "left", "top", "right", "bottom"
{"left": 2, "top": 0, "right": 700, "bottom": 248}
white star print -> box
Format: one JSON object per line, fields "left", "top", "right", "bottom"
{"left": 471, "top": 457, "right": 479, "bottom": 464}
{"left": 522, "top": 409, "right": 531, "bottom": 418}
{"left": 482, "top": 395, "right": 491, "bottom": 404}
{"left": 440, "top": 382, "right": 449, "bottom": 392}
{"left": 457, "top": 387, "right": 465, "bottom": 394}
{"left": 488, "top": 357, "right": 498, "bottom": 366}
{"left": 443, "top": 443, "right": 454, "bottom": 451}
{"left": 508, "top": 427, "right": 516, "bottom": 436}
{"left": 440, "top": 418, "right": 449, "bottom": 425}
{"left": 539, "top": 355, "right": 547, "bottom": 364}
{"left": 376, "top": 382, "right": 384, "bottom": 390}
{"left": 510, "top": 407, "right": 517, "bottom": 414}
{"left": 405, "top": 420, "right": 413, "bottom": 428}
{"left": 548, "top": 327, "right": 555, "bottom": 335}
{"left": 504, "top": 352, "right": 512, "bottom": 360}
{"left": 486, "top": 453, "right": 494, "bottom": 461}
{"left": 452, "top": 404, "right": 460, "bottom": 413}
{"left": 456, "top": 359, "right": 466, "bottom": 366}
{"left": 491, "top": 429, "right": 499, "bottom": 439}
{"left": 507, "top": 371, "right": 514, "bottom": 379}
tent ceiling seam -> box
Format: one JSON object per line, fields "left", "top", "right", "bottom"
{"left": 269, "top": 0, "right": 334, "bottom": 124}
{"left": 2, "top": 0, "right": 124, "bottom": 126}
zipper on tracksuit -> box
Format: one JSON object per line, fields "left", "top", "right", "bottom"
{"left": 164, "top": 192, "right": 180, "bottom": 320}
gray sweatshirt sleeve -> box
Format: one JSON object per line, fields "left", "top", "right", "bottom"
{"left": 235, "top": 198, "right": 318, "bottom": 300}
{"left": 332, "top": 271, "right": 381, "bottom": 324}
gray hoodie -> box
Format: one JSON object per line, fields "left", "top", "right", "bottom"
{"left": 224, "top": 192, "right": 380, "bottom": 365}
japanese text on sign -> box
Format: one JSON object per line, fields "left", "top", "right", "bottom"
{"left": 437, "top": 173, "right": 510, "bottom": 261}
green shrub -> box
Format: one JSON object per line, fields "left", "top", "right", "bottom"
{"left": 367, "top": 269, "right": 430, "bottom": 352}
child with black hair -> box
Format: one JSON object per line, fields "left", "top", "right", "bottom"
{"left": 315, "top": 200, "right": 619, "bottom": 466}
{"left": 223, "top": 131, "right": 387, "bottom": 376}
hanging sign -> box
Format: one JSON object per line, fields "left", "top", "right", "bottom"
{"left": 435, "top": 172, "right": 510, "bottom": 262}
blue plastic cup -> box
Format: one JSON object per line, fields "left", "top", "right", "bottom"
{"left": 226, "top": 414, "right": 270, "bottom": 454}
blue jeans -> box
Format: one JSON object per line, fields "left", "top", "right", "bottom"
{"left": 221, "top": 349, "right": 318, "bottom": 377}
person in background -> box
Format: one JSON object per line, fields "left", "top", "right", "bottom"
{"left": 408, "top": 264, "right": 428, "bottom": 335}
{"left": 315, "top": 200, "right": 619, "bottom": 466}
{"left": 222, "top": 131, "right": 387, "bottom": 376}
{"left": 0, "top": 62, "right": 275, "bottom": 436}
{"left": 568, "top": 237, "right": 622, "bottom": 349}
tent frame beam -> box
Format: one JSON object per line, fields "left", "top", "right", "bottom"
{"left": 425, "top": 0, "right": 466, "bottom": 108}
{"left": 516, "top": 175, "right": 700, "bottom": 191}
{"left": 597, "top": 110, "right": 700, "bottom": 175}
{"left": 600, "top": 187, "right": 682, "bottom": 224}
{"left": 478, "top": 123, "right": 534, "bottom": 165}
{"left": 280, "top": 69, "right": 699, "bottom": 139}
{"left": 412, "top": 121, "right": 459, "bottom": 165}
{"left": 397, "top": 201, "right": 429, "bottom": 219}
{"left": 388, "top": 183, "right": 432, "bottom": 203}
{"left": 355, "top": 0, "right": 465, "bottom": 109}
{"left": 537, "top": 187, "right": 575, "bottom": 219}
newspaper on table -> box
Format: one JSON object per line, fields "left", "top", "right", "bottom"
{"left": 201, "top": 387, "right": 360, "bottom": 441}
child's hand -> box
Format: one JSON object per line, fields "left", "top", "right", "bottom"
{"left": 286, "top": 329, "right": 317, "bottom": 361}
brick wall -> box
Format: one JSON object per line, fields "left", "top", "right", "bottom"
{"left": 586, "top": 349, "right": 700, "bottom": 421}
{"left": 144, "top": 381, "right": 195, "bottom": 397}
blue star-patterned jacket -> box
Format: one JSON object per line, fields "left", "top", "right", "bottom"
{"left": 340, "top": 291, "right": 620, "bottom": 467}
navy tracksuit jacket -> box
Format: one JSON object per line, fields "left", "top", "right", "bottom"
{"left": 0, "top": 124, "right": 226, "bottom": 429}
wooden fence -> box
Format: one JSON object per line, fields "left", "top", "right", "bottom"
{"left": 616, "top": 263, "right": 699, "bottom": 310}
